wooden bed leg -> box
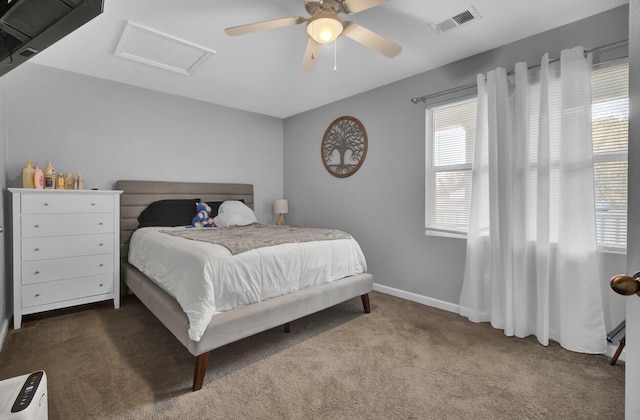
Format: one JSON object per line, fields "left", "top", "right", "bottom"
{"left": 192, "top": 352, "right": 210, "bottom": 392}
{"left": 284, "top": 322, "right": 291, "bottom": 333}
{"left": 361, "top": 294, "right": 371, "bottom": 314}
{"left": 610, "top": 337, "right": 625, "bottom": 365}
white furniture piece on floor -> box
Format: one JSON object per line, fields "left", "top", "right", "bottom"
{"left": 0, "top": 371, "right": 47, "bottom": 419}
{"left": 9, "top": 188, "right": 122, "bottom": 329}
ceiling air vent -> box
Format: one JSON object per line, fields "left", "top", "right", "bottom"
{"left": 431, "top": 6, "right": 481, "bottom": 34}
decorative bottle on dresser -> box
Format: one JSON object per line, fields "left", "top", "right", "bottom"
{"left": 43, "top": 161, "right": 55, "bottom": 189}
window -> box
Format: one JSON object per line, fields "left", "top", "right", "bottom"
{"left": 425, "top": 61, "right": 629, "bottom": 251}
{"left": 425, "top": 97, "right": 477, "bottom": 237}
{"left": 592, "top": 62, "right": 628, "bottom": 251}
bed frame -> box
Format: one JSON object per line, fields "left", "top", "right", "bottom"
{"left": 116, "top": 180, "right": 373, "bottom": 391}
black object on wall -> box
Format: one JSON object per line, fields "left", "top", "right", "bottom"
{"left": 0, "top": 0, "right": 103, "bottom": 77}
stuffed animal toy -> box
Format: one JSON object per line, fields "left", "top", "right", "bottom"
{"left": 192, "top": 202, "right": 214, "bottom": 227}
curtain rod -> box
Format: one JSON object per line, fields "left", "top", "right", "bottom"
{"left": 410, "top": 39, "right": 628, "bottom": 105}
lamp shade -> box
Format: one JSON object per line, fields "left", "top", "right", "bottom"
{"left": 306, "top": 15, "right": 343, "bottom": 44}
{"left": 273, "top": 199, "right": 288, "bottom": 215}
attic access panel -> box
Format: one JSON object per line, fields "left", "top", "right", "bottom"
{"left": 115, "top": 21, "right": 215, "bottom": 76}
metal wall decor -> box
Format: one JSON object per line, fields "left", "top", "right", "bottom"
{"left": 321, "top": 116, "right": 368, "bottom": 178}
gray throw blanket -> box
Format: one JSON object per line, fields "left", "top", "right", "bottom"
{"left": 161, "top": 223, "right": 351, "bottom": 255}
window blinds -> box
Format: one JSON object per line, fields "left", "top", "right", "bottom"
{"left": 425, "top": 98, "right": 477, "bottom": 236}
{"left": 592, "top": 62, "right": 629, "bottom": 251}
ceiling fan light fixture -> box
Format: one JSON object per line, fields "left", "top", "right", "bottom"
{"left": 307, "top": 15, "right": 343, "bottom": 44}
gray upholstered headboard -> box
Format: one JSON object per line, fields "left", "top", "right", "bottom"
{"left": 116, "top": 180, "right": 254, "bottom": 260}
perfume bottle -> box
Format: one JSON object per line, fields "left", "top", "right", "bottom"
{"left": 33, "top": 163, "right": 44, "bottom": 189}
{"left": 56, "top": 173, "right": 65, "bottom": 189}
{"left": 22, "top": 162, "right": 35, "bottom": 188}
{"left": 43, "top": 161, "right": 55, "bottom": 189}
{"left": 76, "top": 174, "right": 84, "bottom": 190}
{"left": 65, "top": 173, "right": 74, "bottom": 190}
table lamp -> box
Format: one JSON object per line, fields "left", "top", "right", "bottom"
{"left": 273, "top": 199, "right": 288, "bottom": 226}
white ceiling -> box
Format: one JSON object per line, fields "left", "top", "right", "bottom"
{"left": 31, "top": 0, "right": 628, "bottom": 118}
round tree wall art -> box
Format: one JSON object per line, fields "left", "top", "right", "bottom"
{"left": 321, "top": 116, "right": 368, "bottom": 178}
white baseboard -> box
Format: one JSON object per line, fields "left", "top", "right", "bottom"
{"left": 373, "top": 283, "right": 460, "bottom": 314}
{"left": 0, "top": 317, "right": 8, "bottom": 352}
{"left": 372, "top": 283, "right": 625, "bottom": 362}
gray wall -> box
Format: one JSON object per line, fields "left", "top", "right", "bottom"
{"left": 2, "top": 63, "right": 284, "bottom": 223}
{"left": 283, "top": 6, "right": 630, "bottom": 329}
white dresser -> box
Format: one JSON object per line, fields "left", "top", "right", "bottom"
{"left": 9, "top": 188, "right": 123, "bottom": 328}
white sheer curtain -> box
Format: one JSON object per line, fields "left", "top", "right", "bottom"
{"left": 459, "top": 46, "right": 607, "bottom": 353}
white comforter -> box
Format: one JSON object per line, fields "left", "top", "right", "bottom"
{"left": 128, "top": 226, "right": 368, "bottom": 341}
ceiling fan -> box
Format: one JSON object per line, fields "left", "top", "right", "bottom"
{"left": 224, "top": 0, "right": 402, "bottom": 72}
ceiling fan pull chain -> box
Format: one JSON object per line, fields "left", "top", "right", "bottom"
{"left": 334, "top": 39, "right": 337, "bottom": 71}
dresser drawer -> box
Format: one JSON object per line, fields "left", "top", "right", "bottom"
{"left": 21, "top": 194, "right": 71, "bottom": 214}
{"left": 21, "top": 193, "right": 114, "bottom": 214}
{"left": 22, "top": 234, "right": 114, "bottom": 261}
{"left": 21, "top": 213, "right": 114, "bottom": 238}
{"left": 72, "top": 195, "right": 114, "bottom": 213}
{"left": 22, "top": 254, "right": 114, "bottom": 285}
{"left": 22, "top": 274, "right": 114, "bottom": 308}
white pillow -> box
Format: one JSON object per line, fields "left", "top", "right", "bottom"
{"left": 213, "top": 200, "right": 257, "bottom": 227}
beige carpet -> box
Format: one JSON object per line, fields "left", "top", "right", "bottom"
{"left": 0, "top": 292, "right": 624, "bottom": 419}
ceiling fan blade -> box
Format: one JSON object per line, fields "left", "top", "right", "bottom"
{"left": 224, "top": 16, "right": 306, "bottom": 36}
{"left": 342, "top": 21, "right": 401, "bottom": 57}
{"left": 300, "top": 37, "right": 319, "bottom": 72}
{"left": 341, "top": 0, "right": 389, "bottom": 14}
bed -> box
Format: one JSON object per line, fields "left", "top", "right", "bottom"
{"left": 116, "top": 180, "right": 373, "bottom": 391}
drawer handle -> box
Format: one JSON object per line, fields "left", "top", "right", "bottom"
{"left": 91, "top": 203, "right": 96, "bottom": 206}
{"left": 99, "top": 264, "right": 104, "bottom": 267}
{"left": 34, "top": 248, "right": 40, "bottom": 252}
{"left": 34, "top": 270, "right": 40, "bottom": 275}
{"left": 99, "top": 222, "right": 104, "bottom": 226}
{"left": 34, "top": 224, "right": 40, "bottom": 228}
{"left": 34, "top": 293, "right": 40, "bottom": 298}
{"left": 43, "top": 203, "right": 48, "bottom": 206}
{"left": 99, "top": 283, "right": 103, "bottom": 287}
{"left": 99, "top": 243, "right": 104, "bottom": 247}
